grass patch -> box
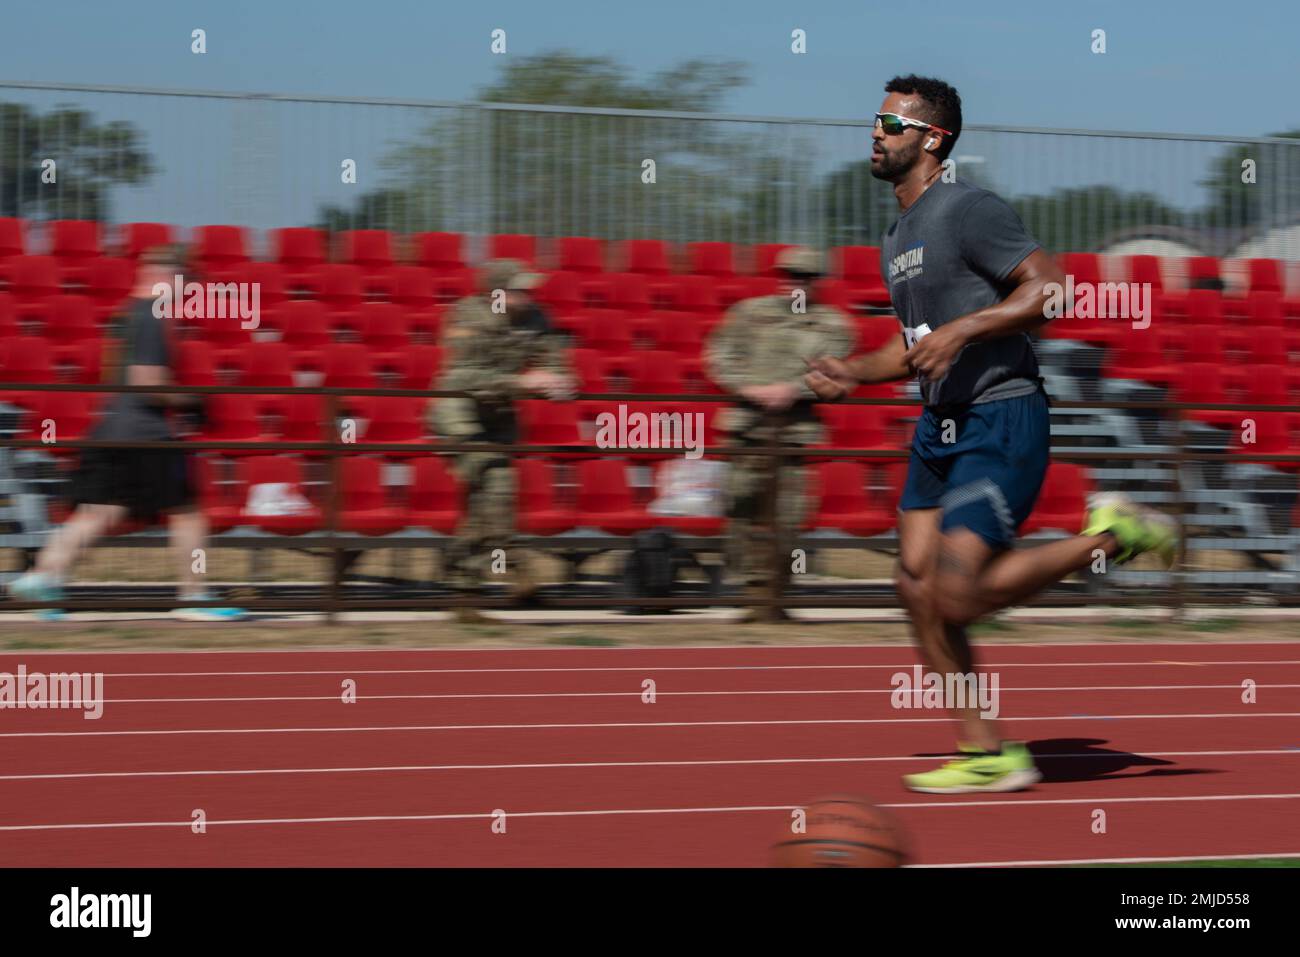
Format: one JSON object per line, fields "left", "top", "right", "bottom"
{"left": 969, "top": 619, "right": 1017, "bottom": 634}
{"left": 1112, "top": 618, "right": 1163, "bottom": 630}
{"left": 1, "top": 638, "right": 56, "bottom": 650}
{"left": 1186, "top": 618, "right": 1241, "bottom": 633}
{"left": 545, "top": 633, "right": 619, "bottom": 647}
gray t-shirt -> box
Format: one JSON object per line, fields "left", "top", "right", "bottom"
{"left": 90, "top": 298, "right": 176, "bottom": 441}
{"left": 881, "top": 179, "right": 1042, "bottom": 407}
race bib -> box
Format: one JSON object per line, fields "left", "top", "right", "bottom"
{"left": 903, "top": 323, "right": 932, "bottom": 349}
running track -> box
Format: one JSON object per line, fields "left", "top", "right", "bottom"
{"left": 1, "top": 641, "right": 1297, "bottom": 867}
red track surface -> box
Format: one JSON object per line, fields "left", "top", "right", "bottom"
{"left": 1, "top": 641, "right": 1297, "bottom": 867}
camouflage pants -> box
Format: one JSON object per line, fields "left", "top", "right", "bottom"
{"left": 446, "top": 451, "right": 517, "bottom": 587}
{"left": 725, "top": 434, "right": 807, "bottom": 584}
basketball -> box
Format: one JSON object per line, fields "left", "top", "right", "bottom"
{"left": 772, "top": 795, "right": 910, "bottom": 868}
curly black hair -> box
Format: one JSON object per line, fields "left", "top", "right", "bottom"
{"left": 883, "top": 75, "right": 962, "bottom": 161}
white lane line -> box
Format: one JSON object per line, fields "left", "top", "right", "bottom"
{"left": 3, "top": 793, "right": 1298, "bottom": 833}
{"left": 38, "top": 660, "right": 1300, "bottom": 678}
{"left": 2, "top": 749, "right": 1295, "bottom": 783}
{"left": 910, "top": 851, "right": 1300, "bottom": 868}
{"left": 3, "top": 711, "right": 1298, "bottom": 739}
{"left": 46, "top": 684, "right": 1300, "bottom": 705}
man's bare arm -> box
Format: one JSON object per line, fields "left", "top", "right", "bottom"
{"left": 949, "top": 248, "right": 1065, "bottom": 343}
{"left": 841, "top": 331, "right": 911, "bottom": 384}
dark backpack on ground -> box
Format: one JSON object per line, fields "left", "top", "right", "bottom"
{"left": 621, "top": 528, "right": 689, "bottom": 614}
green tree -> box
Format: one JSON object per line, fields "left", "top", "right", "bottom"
{"left": 316, "top": 52, "right": 749, "bottom": 240}
{"left": 0, "top": 102, "right": 155, "bottom": 219}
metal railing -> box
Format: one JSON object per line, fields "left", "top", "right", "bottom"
{"left": 2, "top": 380, "right": 1298, "bottom": 619}
{"left": 3, "top": 81, "right": 1300, "bottom": 259}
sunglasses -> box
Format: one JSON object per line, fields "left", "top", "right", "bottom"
{"left": 874, "top": 112, "right": 952, "bottom": 137}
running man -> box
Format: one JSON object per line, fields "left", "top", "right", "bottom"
{"left": 805, "top": 76, "right": 1175, "bottom": 793}
{"left": 6, "top": 246, "right": 244, "bottom": 622}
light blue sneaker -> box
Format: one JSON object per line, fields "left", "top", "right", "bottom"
{"left": 7, "top": 572, "right": 66, "bottom": 619}
{"left": 173, "top": 594, "right": 246, "bottom": 622}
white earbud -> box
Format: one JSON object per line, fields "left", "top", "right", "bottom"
{"left": 925, "top": 137, "right": 937, "bottom": 150}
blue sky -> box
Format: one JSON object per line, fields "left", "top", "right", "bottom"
{"left": 3, "top": 0, "right": 1297, "bottom": 137}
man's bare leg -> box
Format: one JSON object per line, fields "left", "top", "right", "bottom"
{"left": 895, "top": 510, "right": 997, "bottom": 750}
{"left": 935, "top": 528, "right": 1120, "bottom": 628}
{"left": 168, "top": 506, "right": 209, "bottom": 600}
{"left": 33, "top": 504, "right": 128, "bottom": 579}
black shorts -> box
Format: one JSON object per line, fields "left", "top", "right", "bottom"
{"left": 68, "top": 446, "right": 198, "bottom": 522}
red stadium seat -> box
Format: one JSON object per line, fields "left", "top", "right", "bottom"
{"left": 516, "top": 458, "right": 576, "bottom": 535}
{"left": 238, "top": 455, "right": 322, "bottom": 535}
{"left": 0, "top": 218, "right": 26, "bottom": 259}
{"left": 339, "top": 457, "right": 406, "bottom": 535}
{"left": 118, "top": 222, "right": 174, "bottom": 259}
{"left": 536, "top": 271, "right": 581, "bottom": 317}
{"left": 831, "top": 245, "right": 890, "bottom": 308}
{"left": 630, "top": 351, "right": 685, "bottom": 394}
{"left": 310, "top": 264, "right": 363, "bottom": 314}
{"left": 489, "top": 234, "right": 536, "bottom": 264}
{"left": 49, "top": 220, "right": 101, "bottom": 261}
{"left": 1104, "top": 329, "right": 1176, "bottom": 385}
{"left": 1125, "top": 255, "right": 1165, "bottom": 293}
{"left": 358, "top": 301, "right": 408, "bottom": 351}
{"left": 195, "top": 456, "right": 246, "bottom": 533}
{"left": 175, "top": 339, "right": 217, "bottom": 387}
{"left": 687, "top": 242, "right": 735, "bottom": 277}
{"left": 518, "top": 399, "right": 586, "bottom": 456}
{"left": 271, "top": 227, "right": 326, "bottom": 268}
{"left": 1173, "top": 363, "right": 1241, "bottom": 428}
{"left": 39, "top": 294, "right": 97, "bottom": 342}
{"left": 391, "top": 266, "right": 436, "bottom": 309}
{"left": 242, "top": 341, "right": 295, "bottom": 388}
{"left": 407, "top": 308, "right": 444, "bottom": 347}
{"left": 623, "top": 239, "right": 672, "bottom": 276}
{"left": 397, "top": 344, "right": 442, "bottom": 390}
{"left": 814, "top": 405, "right": 892, "bottom": 459}
{"left": 430, "top": 268, "right": 474, "bottom": 304}
{"left": 360, "top": 397, "right": 428, "bottom": 457}
{"left": 203, "top": 395, "right": 269, "bottom": 454}
{"left": 1187, "top": 256, "right": 1221, "bottom": 286}
{"left": 1059, "top": 252, "right": 1103, "bottom": 287}
{"left": 8, "top": 255, "right": 60, "bottom": 305}
{"left": 88, "top": 257, "right": 136, "bottom": 321}
{"left": 754, "top": 243, "right": 794, "bottom": 278}
{"left": 414, "top": 232, "right": 466, "bottom": 271}
{"left": 279, "top": 299, "right": 331, "bottom": 350}
{"left": 194, "top": 225, "right": 250, "bottom": 269}
{"left": 1020, "top": 462, "right": 1091, "bottom": 535}
{"left": 608, "top": 272, "right": 650, "bottom": 312}
{"left": 408, "top": 457, "right": 462, "bottom": 533}
{"left": 1245, "top": 258, "right": 1283, "bottom": 296}
{"left": 570, "top": 348, "right": 609, "bottom": 395}
{"left": 558, "top": 236, "right": 604, "bottom": 273}
{"left": 575, "top": 309, "right": 633, "bottom": 355}
{"left": 576, "top": 458, "right": 651, "bottom": 533}
{"left": 20, "top": 390, "right": 103, "bottom": 458}
{"left": 322, "top": 342, "right": 375, "bottom": 390}
{"left": 806, "top": 462, "right": 894, "bottom": 536}
{"left": 0, "top": 335, "right": 54, "bottom": 405}
{"left": 339, "top": 229, "right": 393, "bottom": 268}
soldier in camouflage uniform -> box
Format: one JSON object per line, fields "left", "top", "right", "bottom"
{"left": 704, "top": 247, "right": 856, "bottom": 618}
{"left": 433, "top": 259, "right": 574, "bottom": 621}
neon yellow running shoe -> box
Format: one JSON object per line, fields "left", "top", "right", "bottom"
{"left": 903, "top": 742, "right": 1041, "bottom": 794}
{"left": 1082, "top": 492, "right": 1177, "bottom": 567}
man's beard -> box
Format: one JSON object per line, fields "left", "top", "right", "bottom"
{"left": 870, "top": 141, "right": 920, "bottom": 181}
